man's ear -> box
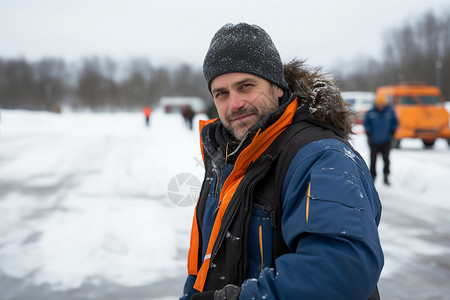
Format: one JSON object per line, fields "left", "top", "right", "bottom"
{"left": 277, "top": 86, "right": 284, "bottom": 98}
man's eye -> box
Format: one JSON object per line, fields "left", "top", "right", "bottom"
{"left": 241, "top": 84, "right": 252, "bottom": 89}
{"left": 215, "top": 91, "right": 227, "bottom": 98}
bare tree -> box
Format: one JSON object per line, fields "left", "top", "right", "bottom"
{"left": 33, "top": 58, "right": 66, "bottom": 111}
{"left": 0, "top": 59, "right": 37, "bottom": 109}
{"left": 76, "top": 57, "right": 119, "bottom": 111}
{"left": 337, "top": 9, "right": 450, "bottom": 100}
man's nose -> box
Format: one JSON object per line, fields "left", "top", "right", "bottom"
{"left": 229, "top": 92, "right": 245, "bottom": 111}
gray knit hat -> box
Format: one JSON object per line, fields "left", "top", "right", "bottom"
{"left": 203, "top": 23, "right": 288, "bottom": 92}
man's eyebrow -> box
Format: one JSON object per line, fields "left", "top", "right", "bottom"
{"left": 232, "top": 77, "right": 258, "bottom": 88}
{"left": 211, "top": 77, "right": 258, "bottom": 94}
{"left": 211, "top": 86, "right": 227, "bottom": 95}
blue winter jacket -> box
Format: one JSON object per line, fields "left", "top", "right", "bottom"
{"left": 238, "top": 139, "right": 383, "bottom": 299}
{"left": 181, "top": 134, "right": 384, "bottom": 299}
{"left": 182, "top": 68, "right": 383, "bottom": 298}
{"left": 363, "top": 105, "right": 399, "bottom": 144}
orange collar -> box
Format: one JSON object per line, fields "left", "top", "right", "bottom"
{"left": 188, "top": 98, "right": 298, "bottom": 292}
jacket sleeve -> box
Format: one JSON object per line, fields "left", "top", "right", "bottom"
{"left": 363, "top": 110, "right": 372, "bottom": 135}
{"left": 390, "top": 107, "right": 399, "bottom": 133}
{"left": 239, "top": 142, "right": 384, "bottom": 300}
{"left": 180, "top": 274, "right": 197, "bottom": 300}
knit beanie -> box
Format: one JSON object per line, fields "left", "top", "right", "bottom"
{"left": 203, "top": 23, "right": 289, "bottom": 93}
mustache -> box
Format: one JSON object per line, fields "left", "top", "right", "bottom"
{"left": 226, "top": 107, "right": 258, "bottom": 120}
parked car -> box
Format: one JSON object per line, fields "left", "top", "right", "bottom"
{"left": 375, "top": 82, "right": 450, "bottom": 148}
{"left": 159, "top": 96, "right": 206, "bottom": 114}
{"left": 341, "top": 91, "right": 375, "bottom": 124}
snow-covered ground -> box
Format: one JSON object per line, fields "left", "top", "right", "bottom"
{"left": 0, "top": 108, "right": 449, "bottom": 299}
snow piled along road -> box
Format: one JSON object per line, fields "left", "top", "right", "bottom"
{"left": 0, "top": 109, "right": 449, "bottom": 299}
{"left": 0, "top": 110, "right": 203, "bottom": 298}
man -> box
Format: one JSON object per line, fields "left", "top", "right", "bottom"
{"left": 363, "top": 97, "right": 398, "bottom": 185}
{"left": 181, "top": 23, "right": 383, "bottom": 300}
{"left": 182, "top": 105, "right": 195, "bottom": 130}
{"left": 143, "top": 106, "right": 152, "bottom": 126}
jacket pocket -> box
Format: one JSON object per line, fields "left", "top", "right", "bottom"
{"left": 307, "top": 168, "right": 365, "bottom": 241}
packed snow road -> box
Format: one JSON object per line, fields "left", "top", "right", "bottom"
{"left": 0, "top": 110, "right": 449, "bottom": 300}
{"left": 373, "top": 138, "right": 450, "bottom": 300}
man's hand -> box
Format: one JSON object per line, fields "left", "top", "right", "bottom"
{"left": 215, "top": 284, "right": 241, "bottom": 300}
{"left": 191, "top": 290, "right": 214, "bottom": 300}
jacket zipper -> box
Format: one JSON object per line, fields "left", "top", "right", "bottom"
{"left": 254, "top": 203, "right": 277, "bottom": 229}
{"left": 259, "top": 224, "right": 264, "bottom": 273}
{"left": 263, "top": 204, "right": 277, "bottom": 229}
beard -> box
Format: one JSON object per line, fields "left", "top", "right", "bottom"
{"left": 223, "top": 101, "right": 278, "bottom": 141}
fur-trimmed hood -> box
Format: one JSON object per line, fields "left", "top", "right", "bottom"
{"left": 200, "top": 59, "right": 354, "bottom": 173}
{"left": 283, "top": 59, "right": 353, "bottom": 140}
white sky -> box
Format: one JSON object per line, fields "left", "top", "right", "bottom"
{"left": 1, "top": 0, "right": 450, "bottom": 70}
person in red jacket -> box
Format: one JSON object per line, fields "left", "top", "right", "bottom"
{"left": 143, "top": 106, "right": 152, "bottom": 126}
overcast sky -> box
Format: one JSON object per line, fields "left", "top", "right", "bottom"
{"left": 1, "top": 0, "right": 450, "bottom": 70}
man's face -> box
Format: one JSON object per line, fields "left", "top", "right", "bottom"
{"left": 210, "top": 73, "right": 283, "bottom": 140}
{"left": 375, "top": 102, "right": 386, "bottom": 111}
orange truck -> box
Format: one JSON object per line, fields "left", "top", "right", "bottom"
{"left": 375, "top": 83, "right": 450, "bottom": 148}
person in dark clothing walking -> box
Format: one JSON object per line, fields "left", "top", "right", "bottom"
{"left": 182, "top": 105, "right": 195, "bottom": 130}
{"left": 180, "top": 23, "right": 383, "bottom": 300}
{"left": 364, "top": 97, "right": 399, "bottom": 185}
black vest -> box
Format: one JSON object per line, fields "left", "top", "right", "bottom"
{"left": 196, "top": 119, "right": 380, "bottom": 300}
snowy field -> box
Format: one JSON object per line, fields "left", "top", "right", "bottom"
{"left": 0, "top": 108, "right": 450, "bottom": 300}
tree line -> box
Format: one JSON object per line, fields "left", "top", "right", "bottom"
{"left": 0, "top": 57, "right": 211, "bottom": 112}
{"left": 337, "top": 9, "right": 450, "bottom": 99}
{"left": 0, "top": 9, "right": 449, "bottom": 113}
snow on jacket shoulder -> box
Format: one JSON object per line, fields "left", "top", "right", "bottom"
{"left": 239, "top": 138, "right": 384, "bottom": 300}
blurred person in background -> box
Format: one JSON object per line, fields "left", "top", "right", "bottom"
{"left": 180, "top": 23, "right": 383, "bottom": 300}
{"left": 363, "top": 97, "right": 399, "bottom": 185}
{"left": 143, "top": 106, "right": 152, "bottom": 126}
{"left": 182, "top": 105, "right": 195, "bottom": 130}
